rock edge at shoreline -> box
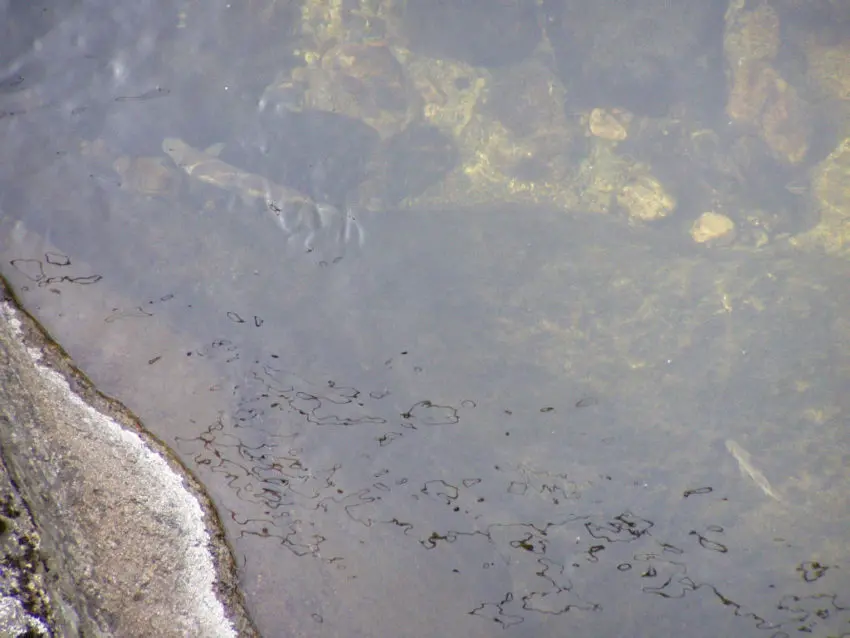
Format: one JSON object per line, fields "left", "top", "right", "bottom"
{"left": 0, "top": 278, "right": 259, "bottom": 637}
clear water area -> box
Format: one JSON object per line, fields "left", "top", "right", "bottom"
{"left": 1, "top": 1, "right": 849, "bottom": 637}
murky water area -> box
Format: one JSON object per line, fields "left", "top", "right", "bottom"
{"left": 2, "top": 1, "right": 850, "bottom": 636}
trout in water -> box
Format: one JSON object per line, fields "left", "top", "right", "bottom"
{"left": 161, "top": 137, "right": 313, "bottom": 210}
{"left": 161, "top": 137, "right": 364, "bottom": 248}
{"left": 725, "top": 439, "right": 782, "bottom": 502}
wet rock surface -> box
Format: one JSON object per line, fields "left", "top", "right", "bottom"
{"left": 0, "top": 455, "right": 52, "bottom": 637}
{"left": 0, "top": 279, "right": 258, "bottom": 637}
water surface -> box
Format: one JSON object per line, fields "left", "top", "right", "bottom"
{"left": 2, "top": 1, "right": 849, "bottom": 636}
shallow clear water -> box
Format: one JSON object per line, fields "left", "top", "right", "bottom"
{"left": 2, "top": 1, "right": 849, "bottom": 636}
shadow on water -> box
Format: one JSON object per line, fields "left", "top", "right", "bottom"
{"left": 1, "top": 1, "right": 850, "bottom": 637}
